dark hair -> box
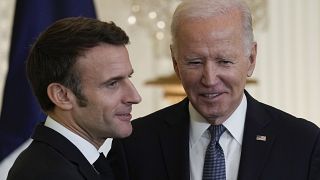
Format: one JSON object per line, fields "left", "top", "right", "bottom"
{"left": 26, "top": 17, "right": 129, "bottom": 111}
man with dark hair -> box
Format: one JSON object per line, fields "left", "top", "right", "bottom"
{"left": 7, "top": 17, "right": 141, "bottom": 180}
{"left": 108, "top": 0, "right": 320, "bottom": 179}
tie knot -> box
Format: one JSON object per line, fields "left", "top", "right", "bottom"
{"left": 93, "top": 153, "right": 107, "bottom": 173}
{"left": 93, "top": 153, "right": 115, "bottom": 179}
{"left": 208, "top": 125, "right": 225, "bottom": 143}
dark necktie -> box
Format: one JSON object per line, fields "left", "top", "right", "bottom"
{"left": 93, "top": 153, "right": 115, "bottom": 180}
{"left": 202, "top": 125, "right": 226, "bottom": 180}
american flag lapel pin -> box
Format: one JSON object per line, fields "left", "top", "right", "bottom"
{"left": 256, "top": 135, "right": 267, "bottom": 141}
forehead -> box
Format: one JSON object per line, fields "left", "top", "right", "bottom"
{"left": 75, "top": 43, "right": 131, "bottom": 78}
{"left": 179, "top": 12, "right": 242, "bottom": 39}
{"left": 178, "top": 25, "right": 236, "bottom": 46}
{"left": 175, "top": 18, "right": 243, "bottom": 53}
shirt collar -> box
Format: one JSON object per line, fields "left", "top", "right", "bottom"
{"left": 44, "top": 116, "right": 101, "bottom": 164}
{"left": 189, "top": 93, "right": 247, "bottom": 148}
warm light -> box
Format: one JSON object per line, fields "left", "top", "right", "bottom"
{"left": 156, "top": 31, "right": 164, "bottom": 40}
{"left": 156, "top": 21, "right": 165, "bottom": 29}
{"left": 131, "top": 5, "right": 140, "bottom": 12}
{"left": 128, "top": 15, "right": 137, "bottom": 25}
{"left": 148, "top": 11, "right": 157, "bottom": 19}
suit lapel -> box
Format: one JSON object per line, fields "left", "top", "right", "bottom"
{"left": 159, "top": 98, "right": 190, "bottom": 180}
{"left": 238, "top": 92, "right": 279, "bottom": 180}
{"left": 33, "top": 124, "right": 99, "bottom": 180}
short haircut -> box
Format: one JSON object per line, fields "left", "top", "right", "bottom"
{"left": 27, "top": 17, "right": 129, "bottom": 111}
{"left": 171, "top": 0, "right": 254, "bottom": 55}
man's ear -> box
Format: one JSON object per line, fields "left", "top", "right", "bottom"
{"left": 247, "top": 42, "right": 257, "bottom": 77}
{"left": 47, "top": 83, "right": 73, "bottom": 110}
{"left": 170, "top": 45, "right": 181, "bottom": 79}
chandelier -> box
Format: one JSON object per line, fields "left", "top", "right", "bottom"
{"left": 127, "top": 0, "right": 264, "bottom": 103}
{"left": 127, "top": 0, "right": 268, "bottom": 59}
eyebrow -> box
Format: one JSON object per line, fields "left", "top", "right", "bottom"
{"left": 100, "top": 69, "right": 134, "bottom": 86}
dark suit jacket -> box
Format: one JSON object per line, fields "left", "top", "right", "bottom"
{"left": 108, "top": 91, "right": 320, "bottom": 180}
{"left": 7, "top": 124, "right": 104, "bottom": 180}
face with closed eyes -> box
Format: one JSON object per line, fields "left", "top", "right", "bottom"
{"left": 171, "top": 10, "right": 256, "bottom": 124}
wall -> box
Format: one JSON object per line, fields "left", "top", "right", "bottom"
{"left": 94, "top": 0, "right": 320, "bottom": 125}
{"left": 0, "top": 1, "right": 15, "bottom": 113}
{"left": 1, "top": 0, "right": 319, "bottom": 124}
{"left": 1, "top": 0, "right": 320, "bottom": 179}
{"left": 254, "top": 0, "right": 320, "bottom": 124}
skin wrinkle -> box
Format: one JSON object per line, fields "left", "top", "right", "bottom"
{"left": 171, "top": 9, "right": 256, "bottom": 125}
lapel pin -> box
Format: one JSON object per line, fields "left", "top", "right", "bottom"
{"left": 256, "top": 135, "right": 267, "bottom": 141}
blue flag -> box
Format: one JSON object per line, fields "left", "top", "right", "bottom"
{"left": 0, "top": 0, "right": 96, "bottom": 161}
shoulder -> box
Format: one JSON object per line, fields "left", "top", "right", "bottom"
{"left": 246, "top": 92, "right": 319, "bottom": 135}
{"left": 7, "top": 141, "right": 83, "bottom": 180}
{"left": 115, "top": 98, "right": 189, "bottom": 143}
{"left": 132, "top": 98, "right": 189, "bottom": 127}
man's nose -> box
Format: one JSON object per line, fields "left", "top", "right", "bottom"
{"left": 125, "top": 80, "right": 142, "bottom": 104}
{"left": 201, "top": 62, "right": 219, "bottom": 87}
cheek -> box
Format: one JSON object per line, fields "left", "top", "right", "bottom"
{"left": 227, "top": 72, "right": 245, "bottom": 86}
{"left": 231, "top": 64, "right": 249, "bottom": 80}
{"left": 180, "top": 71, "right": 199, "bottom": 86}
{"left": 87, "top": 97, "right": 114, "bottom": 118}
{"left": 101, "top": 100, "right": 117, "bottom": 116}
{"left": 102, "top": 94, "right": 125, "bottom": 115}
{"left": 227, "top": 74, "right": 247, "bottom": 94}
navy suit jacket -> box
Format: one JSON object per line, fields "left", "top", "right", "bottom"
{"left": 7, "top": 124, "right": 107, "bottom": 180}
{"left": 108, "top": 91, "right": 320, "bottom": 180}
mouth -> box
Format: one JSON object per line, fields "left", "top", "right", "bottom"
{"left": 115, "top": 113, "right": 132, "bottom": 122}
{"left": 201, "top": 92, "right": 224, "bottom": 99}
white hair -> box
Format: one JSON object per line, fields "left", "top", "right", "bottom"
{"left": 171, "top": 0, "right": 254, "bottom": 55}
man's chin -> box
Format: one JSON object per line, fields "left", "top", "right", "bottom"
{"left": 116, "top": 127, "right": 133, "bottom": 138}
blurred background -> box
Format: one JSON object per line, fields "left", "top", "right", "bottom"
{"left": 1, "top": 0, "right": 320, "bottom": 179}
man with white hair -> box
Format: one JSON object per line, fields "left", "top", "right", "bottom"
{"left": 108, "top": 0, "right": 320, "bottom": 179}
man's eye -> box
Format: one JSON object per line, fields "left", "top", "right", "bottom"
{"left": 188, "top": 61, "right": 202, "bottom": 65}
{"left": 108, "top": 81, "right": 118, "bottom": 88}
{"left": 186, "top": 58, "right": 202, "bottom": 65}
{"left": 220, "top": 60, "right": 231, "bottom": 64}
{"left": 217, "top": 58, "right": 234, "bottom": 65}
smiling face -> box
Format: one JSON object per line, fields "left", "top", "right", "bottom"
{"left": 171, "top": 10, "right": 256, "bottom": 124}
{"left": 69, "top": 43, "right": 141, "bottom": 145}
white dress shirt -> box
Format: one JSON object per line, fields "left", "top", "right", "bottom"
{"left": 189, "top": 94, "right": 247, "bottom": 180}
{"left": 44, "top": 116, "right": 102, "bottom": 164}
